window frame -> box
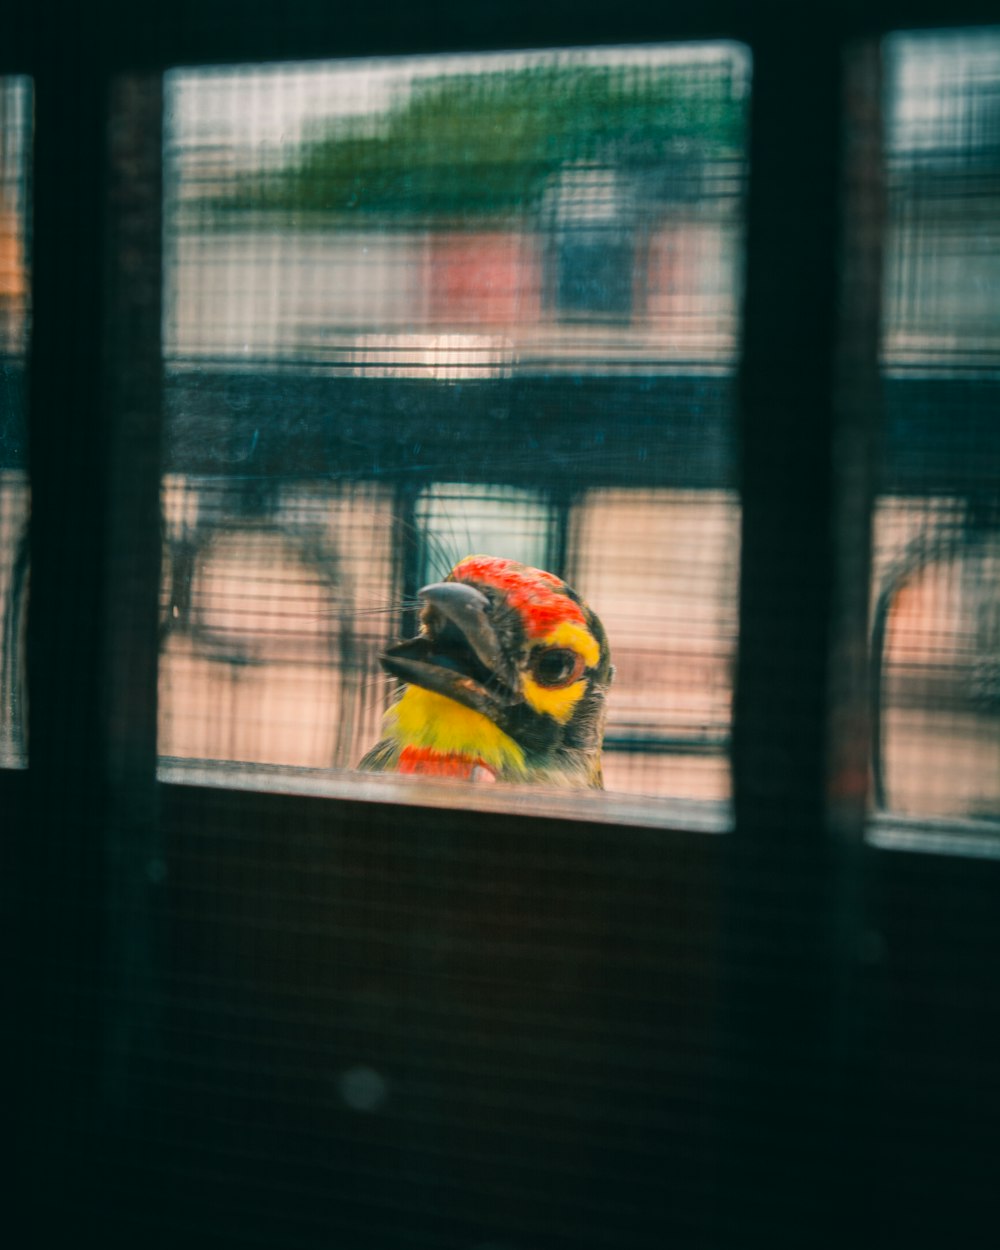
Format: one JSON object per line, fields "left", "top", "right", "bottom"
{"left": 8, "top": 3, "right": 1000, "bottom": 1246}
{"left": 13, "top": 4, "right": 1000, "bottom": 841}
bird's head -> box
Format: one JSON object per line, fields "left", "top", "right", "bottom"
{"left": 362, "top": 555, "right": 613, "bottom": 787}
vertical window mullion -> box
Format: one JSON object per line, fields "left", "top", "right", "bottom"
{"left": 23, "top": 51, "right": 165, "bottom": 1223}
{"left": 99, "top": 71, "right": 166, "bottom": 1119}
{"left": 23, "top": 47, "right": 114, "bottom": 1227}
{"left": 722, "top": 25, "right": 876, "bottom": 1250}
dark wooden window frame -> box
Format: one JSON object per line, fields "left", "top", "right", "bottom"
{"left": 6, "top": 3, "right": 1000, "bottom": 1248}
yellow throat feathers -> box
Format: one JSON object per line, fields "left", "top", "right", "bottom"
{"left": 387, "top": 686, "right": 526, "bottom": 774}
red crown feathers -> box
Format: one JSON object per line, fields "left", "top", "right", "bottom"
{"left": 449, "top": 556, "right": 587, "bottom": 639}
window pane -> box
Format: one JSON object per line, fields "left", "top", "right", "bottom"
{"left": 572, "top": 488, "right": 738, "bottom": 799}
{"left": 0, "top": 77, "right": 31, "bottom": 769}
{"left": 875, "top": 30, "right": 1000, "bottom": 821}
{"left": 415, "top": 484, "right": 555, "bottom": 580}
{"left": 161, "top": 45, "right": 749, "bottom": 803}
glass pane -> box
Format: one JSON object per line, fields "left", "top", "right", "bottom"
{"left": 415, "top": 485, "right": 555, "bottom": 581}
{"left": 572, "top": 488, "right": 739, "bottom": 799}
{"left": 161, "top": 45, "right": 749, "bottom": 803}
{"left": 874, "top": 30, "right": 1000, "bottom": 821}
{"left": 0, "top": 77, "right": 31, "bottom": 768}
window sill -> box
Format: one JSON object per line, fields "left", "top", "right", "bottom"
{"left": 157, "top": 756, "right": 733, "bottom": 834}
{"left": 868, "top": 810, "right": 1000, "bottom": 859}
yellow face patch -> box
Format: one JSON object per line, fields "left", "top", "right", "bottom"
{"left": 387, "top": 686, "right": 526, "bottom": 774}
{"left": 520, "top": 621, "right": 601, "bottom": 724}
{"left": 521, "top": 674, "right": 588, "bottom": 723}
{"left": 539, "top": 621, "right": 601, "bottom": 670}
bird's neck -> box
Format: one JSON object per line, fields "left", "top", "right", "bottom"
{"left": 385, "top": 686, "right": 526, "bottom": 779}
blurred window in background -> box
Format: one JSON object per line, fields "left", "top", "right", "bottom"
{"left": 873, "top": 29, "right": 1000, "bottom": 822}
{"left": 159, "top": 45, "right": 750, "bottom": 806}
{"left": 0, "top": 77, "right": 31, "bottom": 769}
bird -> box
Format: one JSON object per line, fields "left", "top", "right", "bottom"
{"left": 359, "top": 555, "right": 613, "bottom": 787}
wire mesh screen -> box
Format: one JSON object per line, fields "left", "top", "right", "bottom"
{"left": 0, "top": 77, "right": 30, "bottom": 768}
{"left": 874, "top": 30, "right": 1000, "bottom": 820}
{"left": 160, "top": 476, "right": 397, "bottom": 766}
{"left": 161, "top": 45, "right": 749, "bottom": 801}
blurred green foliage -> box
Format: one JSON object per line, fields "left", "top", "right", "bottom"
{"left": 227, "top": 60, "right": 746, "bottom": 219}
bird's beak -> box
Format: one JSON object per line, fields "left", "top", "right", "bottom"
{"left": 379, "top": 581, "right": 521, "bottom": 717}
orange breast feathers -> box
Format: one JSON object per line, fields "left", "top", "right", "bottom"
{"left": 397, "top": 746, "right": 498, "bottom": 782}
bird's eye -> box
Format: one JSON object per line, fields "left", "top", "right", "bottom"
{"left": 530, "top": 647, "right": 586, "bottom": 689}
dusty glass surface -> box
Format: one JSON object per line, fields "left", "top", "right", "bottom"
{"left": 160, "top": 46, "right": 750, "bottom": 803}
{"left": 0, "top": 78, "right": 31, "bottom": 768}
{"left": 873, "top": 30, "right": 1000, "bottom": 821}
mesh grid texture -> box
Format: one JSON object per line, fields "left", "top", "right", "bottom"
{"left": 0, "top": 77, "right": 30, "bottom": 767}
{"left": 873, "top": 31, "right": 1000, "bottom": 820}
{"left": 161, "top": 45, "right": 750, "bottom": 802}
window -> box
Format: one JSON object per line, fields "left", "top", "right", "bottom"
{"left": 159, "top": 45, "right": 750, "bottom": 808}
{"left": 0, "top": 76, "right": 30, "bottom": 768}
{"left": 12, "top": 13, "right": 1000, "bottom": 1250}
{"left": 872, "top": 29, "right": 1000, "bottom": 823}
